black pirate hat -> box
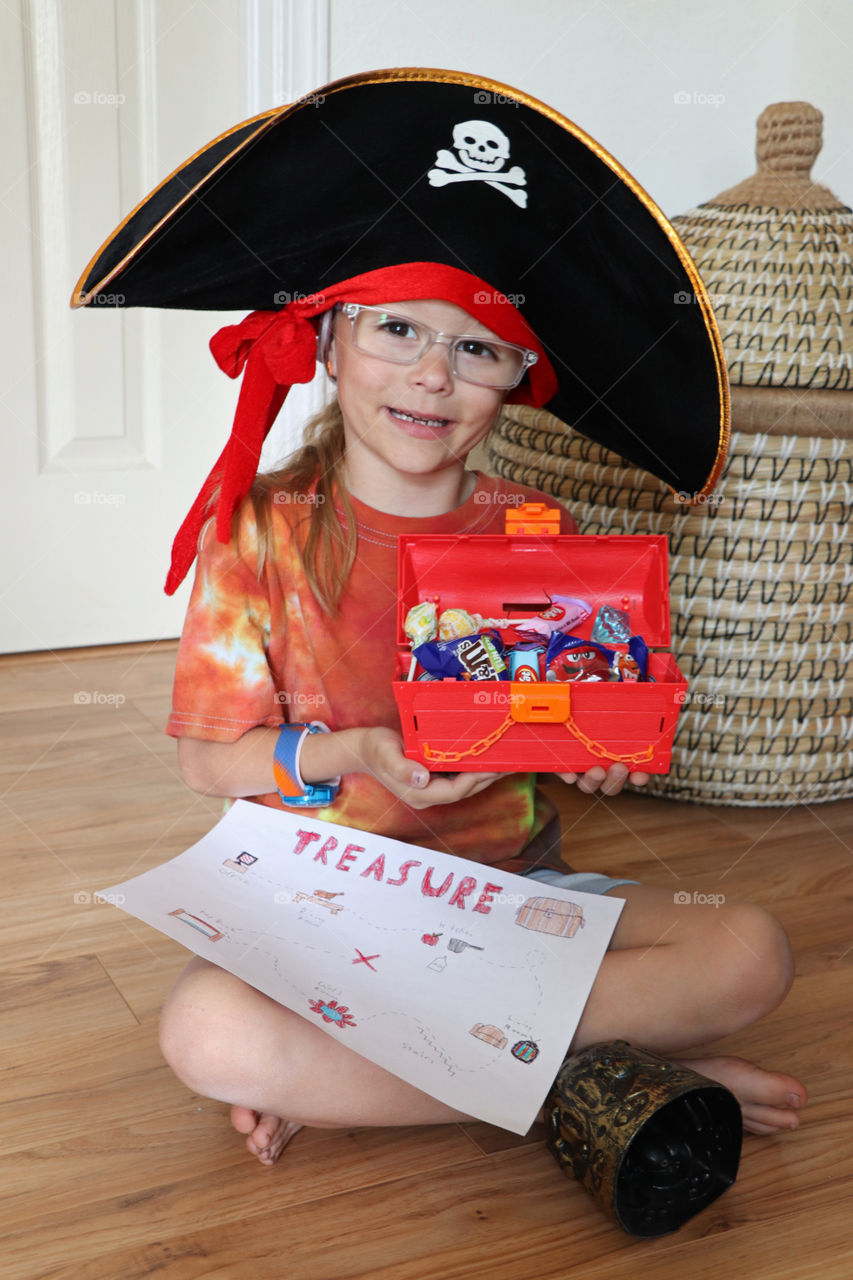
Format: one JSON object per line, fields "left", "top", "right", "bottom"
{"left": 72, "top": 68, "right": 729, "bottom": 592}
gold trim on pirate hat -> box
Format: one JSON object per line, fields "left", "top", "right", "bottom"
{"left": 72, "top": 67, "right": 730, "bottom": 589}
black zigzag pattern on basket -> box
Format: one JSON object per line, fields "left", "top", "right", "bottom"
{"left": 671, "top": 207, "right": 853, "bottom": 392}
{"left": 494, "top": 415, "right": 853, "bottom": 484}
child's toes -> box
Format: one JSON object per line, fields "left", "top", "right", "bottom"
{"left": 247, "top": 1115, "right": 304, "bottom": 1163}
{"left": 742, "top": 1103, "right": 801, "bottom": 1135}
{"left": 230, "top": 1105, "right": 260, "bottom": 1135}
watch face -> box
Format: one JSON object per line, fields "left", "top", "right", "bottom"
{"left": 279, "top": 786, "right": 336, "bottom": 807}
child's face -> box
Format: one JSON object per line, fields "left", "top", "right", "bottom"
{"left": 328, "top": 298, "right": 507, "bottom": 491}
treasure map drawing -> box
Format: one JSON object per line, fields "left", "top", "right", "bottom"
{"left": 99, "top": 800, "right": 623, "bottom": 1134}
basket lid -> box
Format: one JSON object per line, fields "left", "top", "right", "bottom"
{"left": 671, "top": 102, "right": 853, "bottom": 391}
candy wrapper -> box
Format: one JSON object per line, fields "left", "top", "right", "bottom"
{"left": 404, "top": 600, "right": 439, "bottom": 679}
{"left": 592, "top": 605, "right": 632, "bottom": 644}
{"left": 515, "top": 596, "right": 591, "bottom": 641}
{"left": 612, "top": 637, "right": 649, "bottom": 682}
{"left": 405, "top": 600, "right": 438, "bottom": 647}
{"left": 545, "top": 633, "right": 649, "bottom": 684}
{"left": 438, "top": 608, "right": 480, "bottom": 641}
{"left": 414, "top": 630, "right": 508, "bottom": 682}
{"left": 546, "top": 639, "right": 611, "bottom": 683}
{"left": 509, "top": 644, "right": 544, "bottom": 682}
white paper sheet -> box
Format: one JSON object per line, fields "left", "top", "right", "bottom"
{"left": 100, "top": 800, "right": 623, "bottom": 1133}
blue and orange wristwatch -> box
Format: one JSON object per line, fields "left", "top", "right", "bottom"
{"left": 273, "top": 722, "right": 340, "bottom": 807}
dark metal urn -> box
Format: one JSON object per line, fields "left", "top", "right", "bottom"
{"left": 546, "top": 1041, "right": 743, "bottom": 1236}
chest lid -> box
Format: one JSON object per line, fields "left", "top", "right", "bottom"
{"left": 397, "top": 504, "right": 673, "bottom": 649}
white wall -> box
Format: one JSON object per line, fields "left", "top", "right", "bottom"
{"left": 329, "top": 0, "right": 853, "bottom": 218}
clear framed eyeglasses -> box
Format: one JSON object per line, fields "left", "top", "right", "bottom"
{"left": 339, "top": 303, "right": 539, "bottom": 390}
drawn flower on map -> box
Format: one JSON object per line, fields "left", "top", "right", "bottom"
{"left": 308, "top": 997, "right": 356, "bottom": 1028}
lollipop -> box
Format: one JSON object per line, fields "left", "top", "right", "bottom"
{"left": 438, "top": 607, "right": 516, "bottom": 640}
{"left": 438, "top": 608, "right": 480, "bottom": 641}
{"left": 405, "top": 600, "right": 438, "bottom": 678}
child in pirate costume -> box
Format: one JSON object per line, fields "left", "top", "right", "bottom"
{"left": 73, "top": 70, "right": 806, "bottom": 1235}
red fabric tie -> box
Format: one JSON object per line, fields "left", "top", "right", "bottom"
{"left": 165, "top": 307, "right": 321, "bottom": 594}
{"left": 209, "top": 309, "right": 318, "bottom": 539}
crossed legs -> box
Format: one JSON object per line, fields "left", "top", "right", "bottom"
{"left": 158, "top": 885, "right": 806, "bottom": 1163}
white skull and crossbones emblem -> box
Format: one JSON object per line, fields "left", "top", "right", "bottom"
{"left": 427, "top": 120, "right": 527, "bottom": 208}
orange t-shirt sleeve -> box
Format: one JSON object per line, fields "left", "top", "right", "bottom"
{"left": 167, "top": 509, "right": 279, "bottom": 742}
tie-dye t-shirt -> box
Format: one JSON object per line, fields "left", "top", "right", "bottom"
{"left": 167, "top": 472, "right": 577, "bottom": 870}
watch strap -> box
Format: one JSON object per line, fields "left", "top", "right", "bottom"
{"left": 273, "top": 722, "right": 340, "bottom": 807}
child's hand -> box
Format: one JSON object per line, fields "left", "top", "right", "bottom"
{"left": 356, "top": 726, "right": 502, "bottom": 810}
{"left": 555, "top": 764, "right": 649, "bottom": 796}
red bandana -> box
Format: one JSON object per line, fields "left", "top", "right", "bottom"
{"left": 165, "top": 262, "right": 557, "bottom": 594}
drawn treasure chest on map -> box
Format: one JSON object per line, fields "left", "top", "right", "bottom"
{"left": 471, "top": 1023, "right": 508, "bottom": 1049}
{"left": 516, "top": 896, "right": 585, "bottom": 938}
{"left": 293, "top": 890, "right": 345, "bottom": 914}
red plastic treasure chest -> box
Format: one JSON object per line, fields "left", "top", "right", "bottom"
{"left": 393, "top": 503, "right": 688, "bottom": 774}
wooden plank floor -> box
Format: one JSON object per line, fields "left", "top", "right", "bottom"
{"left": 1, "top": 641, "right": 851, "bottom": 1280}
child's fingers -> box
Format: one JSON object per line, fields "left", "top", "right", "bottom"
{"left": 575, "top": 764, "right": 633, "bottom": 795}
{"left": 575, "top": 766, "right": 608, "bottom": 793}
{"left": 600, "top": 764, "right": 630, "bottom": 795}
{"left": 456, "top": 771, "right": 503, "bottom": 797}
{"left": 558, "top": 768, "right": 647, "bottom": 793}
{"left": 400, "top": 770, "right": 503, "bottom": 809}
{"left": 361, "top": 728, "right": 431, "bottom": 791}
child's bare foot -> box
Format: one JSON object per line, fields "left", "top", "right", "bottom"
{"left": 676, "top": 1055, "right": 807, "bottom": 1136}
{"left": 230, "top": 1104, "right": 304, "bottom": 1165}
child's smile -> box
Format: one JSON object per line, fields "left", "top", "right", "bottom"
{"left": 383, "top": 405, "right": 455, "bottom": 438}
{"left": 385, "top": 406, "right": 452, "bottom": 433}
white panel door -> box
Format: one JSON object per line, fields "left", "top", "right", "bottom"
{"left": 1, "top": 0, "right": 329, "bottom": 653}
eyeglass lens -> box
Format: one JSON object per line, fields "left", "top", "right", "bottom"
{"left": 350, "top": 309, "right": 526, "bottom": 388}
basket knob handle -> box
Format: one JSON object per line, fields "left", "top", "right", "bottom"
{"left": 755, "top": 101, "right": 822, "bottom": 180}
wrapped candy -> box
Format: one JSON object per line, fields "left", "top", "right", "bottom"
{"left": 546, "top": 637, "right": 611, "bottom": 683}
{"left": 612, "top": 635, "right": 649, "bottom": 682}
{"left": 509, "top": 643, "right": 543, "bottom": 682}
{"left": 545, "top": 632, "right": 649, "bottom": 683}
{"left": 413, "top": 630, "right": 508, "bottom": 682}
{"left": 515, "top": 595, "right": 591, "bottom": 640}
{"left": 438, "top": 608, "right": 480, "bottom": 641}
{"left": 592, "top": 604, "right": 632, "bottom": 644}
{"left": 405, "top": 600, "right": 438, "bottom": 647}
{"left": 404, "top": 600, "right": 438, "bottom": 679}
{"left": 438, "top": 607, "right": 519, "bottom": 640}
